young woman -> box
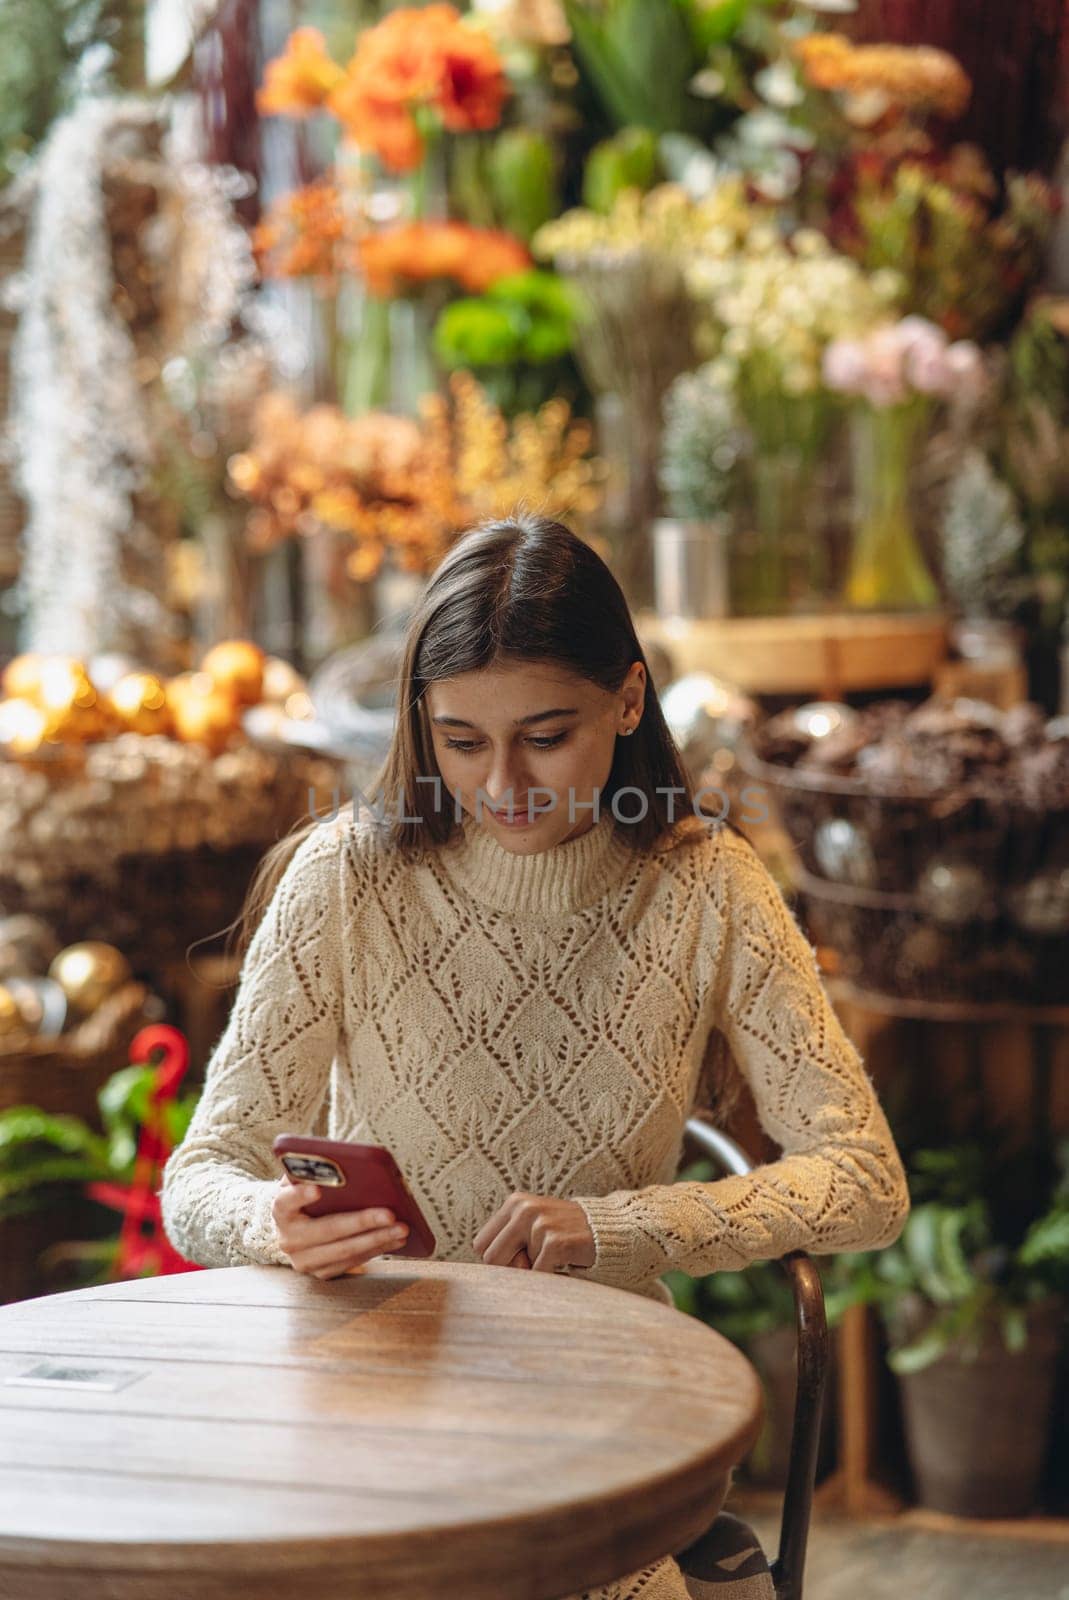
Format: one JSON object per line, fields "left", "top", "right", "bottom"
{"left": 161, "top": 513, "right": 909, "bottom": 1600}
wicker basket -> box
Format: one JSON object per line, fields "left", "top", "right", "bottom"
{"left": 0, "top": 741, "right": 346, "bottom": 970}
{"left": 740, "top": 740, "right": 1069, "bottom": 1005}
{"left": 0, "top": 981, "right": 152, "bottom": 1120}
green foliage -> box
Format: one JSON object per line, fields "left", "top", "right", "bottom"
{"left": 487, "top": 128, "right": 559, "bottom": 242}
{"left": 994, "top": 304, "right": 1069, "bottom": 634}
{"left": 582, "top": 126, "right": 658, "bottom": 214}
{"left": 433, "top": 270, "right": 582, "bottom": 414}
{"left": 1007, "top": 299, "right": 1069, "bottom": 424}
{"left": 832, "top": 1140, "right": 1069, "bottom": 1374}
{"left": 563, "top": 0, "right": 724, "bottom": 139}
{"left": 0, "top": 1062, "right": 200, "bottom": 1223}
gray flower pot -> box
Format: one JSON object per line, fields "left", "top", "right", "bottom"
{"left": 652, "top": 517, "right": 730, "bottom": 621}
{"left": 888, "top": 1296, "right": 1065, "bottom": 1518}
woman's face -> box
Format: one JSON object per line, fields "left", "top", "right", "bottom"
{"left": 424, "top": 658, "right": 646, "bottom": 849}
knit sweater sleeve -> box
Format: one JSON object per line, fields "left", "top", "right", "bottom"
{"left": 571, "top": 824, "right": 910, "bottom": 1289}
{"left": 158, "top": 817, "right": 348, "bottom": 1269}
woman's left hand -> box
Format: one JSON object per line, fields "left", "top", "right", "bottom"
{"left": 473, "top": 1193, "right": 596, "bottom": 1272}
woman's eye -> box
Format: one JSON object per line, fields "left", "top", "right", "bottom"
{"left": 443, "top": 734, "right": 568, "bottom": 754}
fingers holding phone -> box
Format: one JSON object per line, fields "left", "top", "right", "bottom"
{"left": 272, "top": 1173, "right": 410, "bottom": 1279}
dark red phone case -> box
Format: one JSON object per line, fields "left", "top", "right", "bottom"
{"left": 272, "top": 1134, "right": 436, "bottom": 1259}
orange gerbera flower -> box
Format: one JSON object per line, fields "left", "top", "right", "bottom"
{"left": 356, "top": 221, "right": 530, "bottom": 297}
{"left": 326, "top": 5, "right": 508, "bottom": 173}
{"left": 433, "top": 14, "right": 509, "bottom": 133}
{"left": 458, "top": 228, "right": 532, "bottom": 291}
{"left": 257, "top": 27, "right": 345, "bottom": 117}
{"left": 328, "top": 72, "right": 427, "bottom": 173}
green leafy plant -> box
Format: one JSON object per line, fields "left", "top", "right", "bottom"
{"left": 0, "top": 1061, "right": 200, "bottom": 1285}
{"left": 563, "top": 0, "right": 744, "bottom": 140}
{"left": 433, "top": 269, "right": 582, "bottom": 413}
{"left": 832, "top": 1141, "right": 1069, "bottom": 1374}
{"left": 486, "top": 128, "right": 559, "bottom": 242}
{"left": 582, "top": 125, "right": 659, "bottom": 214}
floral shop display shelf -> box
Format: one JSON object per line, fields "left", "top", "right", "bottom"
{"left": 635, "top": 610, "right": 948, "bottom": 701}
{"left": 0, "top": 736, "right": 343, "bottom": 970}
{"left": 741, "top": 697, "right": 1069, "bottom": 1005}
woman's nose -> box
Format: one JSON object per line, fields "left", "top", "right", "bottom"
{"left": 485, "top": 749, "right": 528, "bottom": 803}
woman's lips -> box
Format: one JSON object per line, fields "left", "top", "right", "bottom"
{"left": 488, "top": 803, "right": 539, "bottom": 826}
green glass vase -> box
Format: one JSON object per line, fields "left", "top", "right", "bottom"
{"left": 844, "top": 402, "right": 940, "bottom": 612}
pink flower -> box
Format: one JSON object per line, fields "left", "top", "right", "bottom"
{"left": 895, "top": 315, "right": 945, "bottom": 355}
{"left": 860, "top": 326, "right": 909, "bottom": 407}
{"left": 823, "top": 338, "right": 867, "bottom": 394}
{"left": 906, "top": 339, "right": 952, "bottom": 395}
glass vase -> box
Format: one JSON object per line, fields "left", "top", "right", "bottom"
{"left": 844, "top": 403, "right": 940, "bottom": 612}
{"left": 340, "top": 289, "right": 439, "bottom": 420}
{"left": 732, "top": 447, "right": 820, "bottom": 617}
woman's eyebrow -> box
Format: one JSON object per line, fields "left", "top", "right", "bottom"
{"left": 431, "top": 707, "right": 581, "bottom": 729}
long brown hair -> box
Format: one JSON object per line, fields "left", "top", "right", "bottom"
{"left": 233, "top": 512, "right": 718, "bottom": 963}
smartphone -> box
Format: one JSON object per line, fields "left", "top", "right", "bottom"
{"left": 272, "top": 1134, "right": 436, "bottom": 1259}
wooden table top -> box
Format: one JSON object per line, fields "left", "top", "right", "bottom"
{"left": 0, "top": 1261, "right": 763, "bottom": 1600}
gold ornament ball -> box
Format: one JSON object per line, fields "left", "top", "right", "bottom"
{"left": 0, "top": 984, "right": 27, "bottom": 1040}
{"left": 33, "top": 659, "right": 113, "bottom": 745}
{"left": 0, "top": 697, "right": 49, "bottom": 756}
{"left": 43, "top": 697, "right": 112, "bottom": 746}
{"left": 108, "top": 672, "right": 172, "bottom": 736}
{"left": 165, "top": 670, "right": 216, "bottom": 707}
{"left": 49, "top": 942, "right": 133, "bottom": 1015}
{"left": 0, "top": 652, "right": 79, "bottom": 702}
{"left": 4, "top": 977, "right": 44, "bottom": 1036}
{"left": 201, "top": 640, "right": 265, "bottom": 707}
{"left": 167, "top": 677, "right": 241, "bottom": 754}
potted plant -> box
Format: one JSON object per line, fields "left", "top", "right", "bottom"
{"left": 840, "top": 1140, "right": 1068, "bottom": 1518}
{"left": 653, "top": 364, "right": 740, "bottom": 622}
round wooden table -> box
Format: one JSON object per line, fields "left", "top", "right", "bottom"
{"left": 0, "top": 1260, "right": 763, "bottom": 1600}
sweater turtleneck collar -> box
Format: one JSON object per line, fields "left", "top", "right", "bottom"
{"left": 439, "top": 806, "right": 637, "bottom": 917}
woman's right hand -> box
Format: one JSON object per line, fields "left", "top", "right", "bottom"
{"left": 272, "top": 1173, "right": 409, "bottom": 1279}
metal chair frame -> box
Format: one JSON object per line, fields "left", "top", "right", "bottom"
{"left": 678, "top": 1117, "right": 830, "bottom": 1600}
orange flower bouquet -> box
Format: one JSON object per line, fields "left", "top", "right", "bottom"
{"left": 252, "top": 8, "right": 529, "bottom": 416}
{"left": 255, "top": 5, "right": 509, "bottom": 189}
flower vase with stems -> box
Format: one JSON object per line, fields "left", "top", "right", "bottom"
{"left": 844, "top": 399, "right": 939, "bottom": 611}
{"left": 734, "top": 380, "right": 829, "bottom": 616}
{"left": 823, "top": 317, "right": 986, "bottom": 614}
{"left": 339, "top": 134, "right": 446, "bottom": 421}
{"left": 737, "top": 444, "right": 822, "bottom": 616}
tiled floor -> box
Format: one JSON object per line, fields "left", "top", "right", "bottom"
{"left": 740, "top": 1508, "right": 1069, "bottom": 1600}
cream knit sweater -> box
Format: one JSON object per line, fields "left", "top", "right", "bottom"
{"left": 160, "top": 804, "right": 908, "bottom": 1600}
